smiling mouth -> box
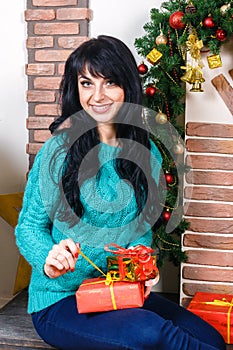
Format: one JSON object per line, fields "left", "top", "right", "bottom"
{"left": 91, "top": 104, "right": 112, "bottom": 114}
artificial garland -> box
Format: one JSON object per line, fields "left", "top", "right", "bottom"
{"left": 135, "top": 0, "right": 233, "bottom": 267}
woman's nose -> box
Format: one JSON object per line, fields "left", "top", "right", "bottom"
{"left": 93, "top": 85, "right": 105, "bottom": 102}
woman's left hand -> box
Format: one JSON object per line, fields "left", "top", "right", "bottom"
{"left": 144, "top": 272, "right": 160, "bottom": 299}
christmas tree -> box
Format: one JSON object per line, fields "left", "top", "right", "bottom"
{"left": 135, "top": 0, "right": 233, "bottom": 267}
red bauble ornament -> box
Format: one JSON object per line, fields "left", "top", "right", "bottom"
{"left": 169, "top": 11, "right": 185, "bottom": 30}
{"left": 138, "top": 62, "right": 148, "bottom": 75}
{"left": 145, "top": 85, "right": 156, "bottom": 97}
{"left": 165, "top": 173, "right": 174, "bottom": 184}
{"left": 216, "top": 29, "right": 227, "bottom": 41}
{"left": 163, "top": 210, "right": 171, "bottom": 221}
{"left": 203, "top": 16, "right": 215, "bottom": 28}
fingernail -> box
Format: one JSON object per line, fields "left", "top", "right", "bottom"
{"left": 75, "top": 252, "right": 79, "bottom": 258}
{"left": 71, "top": 268, "right": 75, "bottom": 272}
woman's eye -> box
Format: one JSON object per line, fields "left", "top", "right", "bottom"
{"left": 80, "top": 80, "right": 91, "bottom": 87}
{"left": 106, "top": 80, "right": 116, "bottom": 86}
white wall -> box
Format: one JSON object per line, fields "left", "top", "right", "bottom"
{"left": 0, "top": 1, "right": 28, "bottom": 193}
{"left": 89, "top": 0, "right": 161, "bottom": 64}
{"left": 0, "top": 0, "right": 28, "bottom": 306}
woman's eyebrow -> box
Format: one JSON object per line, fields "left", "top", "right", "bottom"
{"left": 78, "top": 74, "right": 90, "bottom": 80}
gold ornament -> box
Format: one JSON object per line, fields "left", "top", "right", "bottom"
{"left": 207, "top": 54, "right": 222, "bottom": 69}
{"left": 186, "top": 33, "right": 203, "bottom": 61}
{"left": 173, "top": 143, "right": 184, "bottom": 155}
{"left": 190, "top": 66, "right": 205, "bottom": 92}
{"left": 155, "top": 111, "right": 168, "bottom": 124}
{"left": 220, "top": 4, "right": 231, "bottom": 15}
{"left": 146, "top": 48, "right": 163, "bottom": 65}
{"left": 156, "top": 31, "right": 168, "bottom": 45}
{"left": 181, "top": 65, "right": 194, "bottom": 84}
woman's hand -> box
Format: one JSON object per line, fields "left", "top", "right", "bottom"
{"left": 144, "top": 272, "right": 160, "bottom": 299}
{"left": 44, "top": 239, "right": 80, "bottom": 278}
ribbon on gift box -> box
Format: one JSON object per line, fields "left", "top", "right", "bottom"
{"left": 77, "top": 248, "right": 119, "bottom": 310}
{"left": 193, "top": 297, "right": 233, "bottom": 344}
{"left": 104, "top": 243, "right": 158, "bottom": 281}
{"left": 79, "top": 276, "right": 118, "bottom": 310}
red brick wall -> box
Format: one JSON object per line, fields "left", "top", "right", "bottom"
{"left": 181, "top": 122, "right": 233, "bottom": 306}
{"left": 25, "top": 0, "right": 91, "bottom": 167}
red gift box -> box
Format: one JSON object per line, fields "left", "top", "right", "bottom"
{"left": 187, "top": 292, "right": 233, "bottom": 344}
{"left": 76, "top": 278, "right": 145, "bottom": 313}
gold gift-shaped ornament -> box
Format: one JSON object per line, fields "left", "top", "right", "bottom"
{"left": 146, "top": 48, "right": 162, "bottom": 65}
{"left": 106, "top": 255, "right": 158, "bottom": 282}
{"left": 107, "top": 256, "right": 136, "bottom": 282}
{"left": 207, "top": 54, "right": 222, "bottom": 69}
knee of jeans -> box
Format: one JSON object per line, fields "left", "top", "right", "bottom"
{"left": 129, "top": 326, "right": 161, "bottom": 349}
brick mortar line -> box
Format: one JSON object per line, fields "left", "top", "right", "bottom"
{"left": 181, "top": 279, "right": 233, "bottom": 285}
{"left": 185, "top": 184, "right": 233, "bottom": 188}
{"left": 184, "top": 198, "right": 233, "bottom": 204}
{"left": 183, "top": 231, "right": 233, "bottom": 237}
{"left": 182, "top": 263, "right": 233, "bottom": 269}
{"left": 186, "top": 136, "right": 233, "bottom": 140}
{"left": 182, "top": 247, "right": 233, "bottom": 253}
{"left": 185, "top": 152, "right": 233, "bottom": 156}
{"left": 184, "top": 215, "right": 233, "bottom": 220}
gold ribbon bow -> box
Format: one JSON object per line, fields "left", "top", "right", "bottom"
{"left": 186, "top": 33, "right": 203, "bottom": 61}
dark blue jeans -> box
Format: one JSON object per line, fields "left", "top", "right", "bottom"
{"left": 32, "top": 293, "right": 226, "bottom": 350}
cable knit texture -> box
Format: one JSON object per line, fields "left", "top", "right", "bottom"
{"left": 15, "top": 134, "right": 162, "bottom": 313}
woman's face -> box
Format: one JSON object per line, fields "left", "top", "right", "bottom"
{"left": 78, "top": 68, "right": 125, "bottom": 125}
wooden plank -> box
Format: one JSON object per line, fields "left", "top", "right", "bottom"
{"left": 0, "top": 291, "right": 55, "bottom": 349}
{"left": 211, "top": 74, "right": 233, "bottom": 115}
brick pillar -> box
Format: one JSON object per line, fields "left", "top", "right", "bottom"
{"left": 181, "top": 122, "right": 233, "bottom": 306}
{"left": 25, "top": 0, "right": 91, "bottom": 167}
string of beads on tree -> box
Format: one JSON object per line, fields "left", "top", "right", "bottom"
{"left": 135, "top": 0, "right": 233, "bottom": 267}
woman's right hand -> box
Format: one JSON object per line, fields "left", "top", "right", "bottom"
{"left": 44, "top": 239, "right": 80, "bottom": 278}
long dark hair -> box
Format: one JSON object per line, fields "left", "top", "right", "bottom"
{"left": 49, "top": 35, "right": 159, "bottom": 227}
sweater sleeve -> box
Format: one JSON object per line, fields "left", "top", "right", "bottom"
{"left": 15, "top": 142, "right": 56, "bottom": 274}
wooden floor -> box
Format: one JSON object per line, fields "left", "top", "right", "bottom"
{"left": 0, "top": 290, "right": 232, "bottom": 350}
{"left": 0, "top": 290, "right": 54, "bottom": 349}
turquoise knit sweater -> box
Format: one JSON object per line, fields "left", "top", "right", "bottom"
{"left": 15, "top": 133, "right": 162, "bottom": 313}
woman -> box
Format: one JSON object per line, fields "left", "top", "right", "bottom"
{"left": 15, "top": 35, "right": 226, "bottom": 350}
